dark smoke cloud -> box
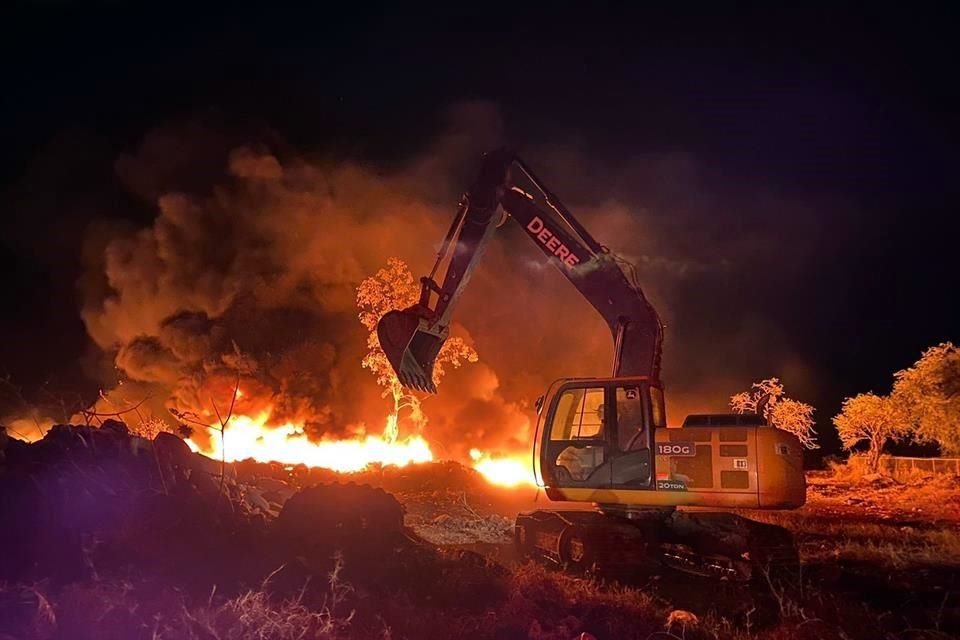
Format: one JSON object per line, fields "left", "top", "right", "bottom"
{"left": 76, "top": 102, "right": 829, "bottom": 456}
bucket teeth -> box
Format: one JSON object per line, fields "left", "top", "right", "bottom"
{"left": 399, "top": 370, "right": 437, "bottom": 394}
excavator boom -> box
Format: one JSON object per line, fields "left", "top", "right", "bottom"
{"left": 377, "top": 149, "right": 663, "bottom": 391}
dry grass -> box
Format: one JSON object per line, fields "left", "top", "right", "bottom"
{"left": 180, "top": 554, "right": 356, "bottom": 640}
{"left": 490, "top": 563, "right": 665, "bottom": 639}
{"left": 747, "top": 509, "right": 960, "bottom": 569}
{"left": 6, "top": 555, "right": 358, "bottom": 640}
{"left": 183, "top": 589, "right": 348, "bottom": 640}
{"left": 782, "top": 460, "right": 960, "bottom": 569}
{"left": 827, "top": 532, "right": 960, "bottom": 569}
{"left": 469, "top": 564, "right": 873, "bottom": 640}
{"left": 813, "top": 455, "right": 960, "bottom": 497}
{"left": 413, "top": 511, "right": 513, "bottom": 545}
{"left": 0, "top": 584, "right": 57, "bottom": 639}
{"left": 407, "top": 491, "right": 514, "bottom": 545}
{"left": 5, "top": 553, "right": 955, "bottom": 640}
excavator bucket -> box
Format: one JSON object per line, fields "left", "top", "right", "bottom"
{"left": 376, "top": 309, "right": 446, "bottom": 393}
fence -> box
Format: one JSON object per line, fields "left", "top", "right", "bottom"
{"left": 877, "top": 455, "right": 960, "bottom": 478}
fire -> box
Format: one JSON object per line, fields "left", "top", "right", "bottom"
{"left": 186, "top": 411, "right": 433, "bottom": 473}
{"left": 10, "top": 407, "right": 536, "bottom": 488}
{"left": 469, "top": 448, "right": 537, "bottom": 487}
{"left": 3, "top": 417, "right": 51, "bottom": 444}
{"left": 179, "top": 408, "right": 535, "bottom": 487}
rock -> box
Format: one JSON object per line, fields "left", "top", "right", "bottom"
{"left": 665, "top": 609, "right": 700, "bottom": 630}
{"left": 154, "top": 430, "right": 192, "bottom": 458}
{"left": 100, "top": 419, "right": 129, "bottom": 435}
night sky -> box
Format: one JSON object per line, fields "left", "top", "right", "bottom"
{"left": 1, "top": 3, "right": 957, "bottom": 455}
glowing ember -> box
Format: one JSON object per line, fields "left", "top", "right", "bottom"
{"left": 469, "top": 448, "right": 537, "bottom": 487}
{"left": 186, "top": 411, "right": 433, "bottom": 473}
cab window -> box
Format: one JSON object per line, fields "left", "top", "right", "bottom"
{"left": 549, "top": 387, "right": 605, "bottom": 440}
{"left": 616, "top": 386, "right": 647, "bottom": 451}
{"left": 649, "top": 385, "right": 666, "bottom": 428}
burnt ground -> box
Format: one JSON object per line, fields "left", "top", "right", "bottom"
{"left": 2, "top": 424, "right": 959, "bottom": 639}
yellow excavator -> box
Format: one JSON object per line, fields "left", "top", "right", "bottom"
{"left": 377, "top": 149, "right": 805, "bottom": 588}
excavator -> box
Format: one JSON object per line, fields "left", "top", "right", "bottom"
{"left": 377, "top": 149, "right": 806, "bottom": 590}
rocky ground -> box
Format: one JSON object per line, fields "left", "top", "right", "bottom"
{"left": 1, "top": 423, "right": 958, "bottom": 639}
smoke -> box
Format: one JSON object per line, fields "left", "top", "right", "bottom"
{"left": 74, "top": 102, "right": 826, "bottom": 456}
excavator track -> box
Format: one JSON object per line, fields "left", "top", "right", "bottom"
{"left": 515, "top": 510, "right": 661, "bottom": 577}
{"left": 515, "top": 508, "right": 799, "bottom": 595}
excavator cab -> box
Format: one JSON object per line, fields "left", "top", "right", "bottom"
{"left": 534, "top": 377, "right": 665, "bottom": 495}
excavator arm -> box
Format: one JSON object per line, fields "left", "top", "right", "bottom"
{"left": 377, "top": 149, "right": 663, "bottom": 392}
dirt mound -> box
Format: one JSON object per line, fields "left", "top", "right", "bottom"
{"left": 0, "top": 422, "right": 510, "bottom": 612}
{"left": 0, "top": 421, "right": 274, "bottom": 588}
{"left": 276, "top": 482, "right": 412, "bottom": 577}
{"left": 272, "top": 482, "right": 513, "bottom": 611}
{"left": 2, "top": 423, "right": 421, "bottom": 588}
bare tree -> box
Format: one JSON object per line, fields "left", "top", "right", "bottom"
{"left": 79, "top": 391, "right": 152, "bottom": 428}
{"left": 170, "top": 342, "right": 252, "bottom": 491}
{"left": 1, "top": 373, "right": 90, "bottom": 439}
{"left": 730, "top": 377, "right": 818, "bottom": 449}
{"left": 210, "top": 373, "right": 241, "bottom": 493}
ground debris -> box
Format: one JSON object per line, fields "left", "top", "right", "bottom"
{"left": 415, "top": 510, "right": 513, "bottom": 545}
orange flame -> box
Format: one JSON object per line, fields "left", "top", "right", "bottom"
{"left": 186, "top": 411, "right": 433, "bottom": 473}
{"left": 177, "top": 407, "right": 535, "bottom": 487}
{"left": 469, "top": 448, "right": 537, "bottom": 487}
